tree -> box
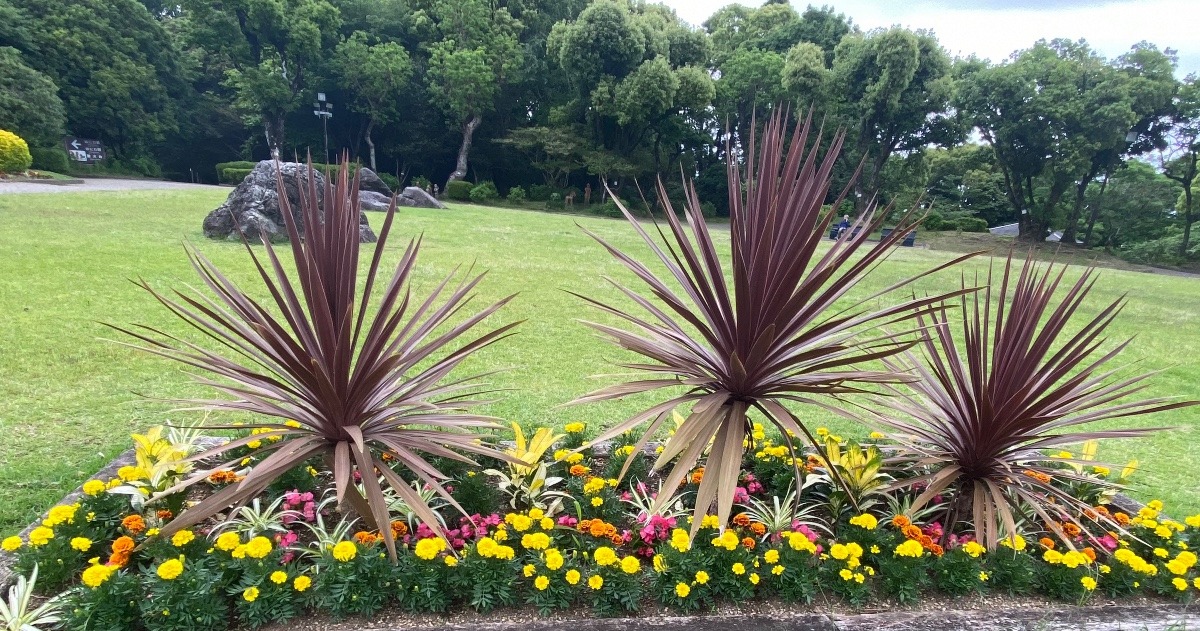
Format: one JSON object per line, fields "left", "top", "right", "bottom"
{"left": 419, "top": 0, "right": 522, "bottom": 182}
{"left": 0, "top": 46, "right": 65, "bottom": 146}
{"left": 186, "top": 0, "right": 342, "bottom": 159}
{"left": 827, "top": 28, "right": 956, "bottom": 211}
{"left": 1085, "top": 160, "right": 1179, "bottom": 249}
{"left": 335, "top": 32, "right": 412, "bottom": 170}
{"left": 1157, "top": 75, "right": 1200, "bottom": 257}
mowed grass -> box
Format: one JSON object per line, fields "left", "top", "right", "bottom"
{"left": 0, "top": 189, "right": 1197, "bottom": 532}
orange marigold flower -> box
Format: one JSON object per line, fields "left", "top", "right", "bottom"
{"left": 733, "top": 514, "right": 752, "bottom": 527}
{"left": 892, "top": 515, "right": 912, "bottom": 529}
{"left": 1094, "top": 506, "right": 1111, "bottom": 517}
{"left": 577, "top": 519, "right": 591, "bottom": 532}
{"left": 902, "top": 525, "right": 922, "bottom": 540}
{"left": 569, "top": 464, "right": 590, "bottom": 477}
{"left": 750, "top": 523, "right": 767, "bottom": 536}
{"left": 610, "top": 534, "right": 624, "bottom": 545}
{"left": 1039, "top": 537, "right": 1056, "bottom": 550}
{"left": 1081, "top": 547, "right": 1097, "bottom": 562}
{"left": 1082, "top": 508, "right": 1098, "bottom": 520}
{"left": 354, "top": 531, "right": 379, "bottom": 544}
{"left": 742, "top": 537, "right": 756, "bottom": 550}
{"left": 1062, "top": 523, "right": 1081, "bottom": 538}
{"left": 107, "top": 551, "right": 130, "bottom": 567}
{"left": 590, "top": 521, "right": 608, "bottom": 538}
{"left": 930, "top": 544, "right": 944, "bottom": 556}
{"left": 380, "top": 452, "right": 395, "bottom": 462}
{"left": 112, "top": 536, "right": 135, "bottom": 555}
{"left": 121, "top": 515, "right": 146, "bottom": 535}
{"left": 156, "top": 509, "right": 174, "bottom": 521}
{"left": 1114, "top": 512, "right": 1130, "bottom": 525}
{"left": 919, "top": 535, "right": 934, "bottom": 548}
{"left": 390, "top": 521, "right": 409, "bottom": 537}
{"left": 602, "top": 524, "right": 617, "bottom": 537}
{"left": 1022, "top": 469, "right": 1052, "bottom": 484}
{"left": 690, "top": 467, "right": 705, "bottom": 485}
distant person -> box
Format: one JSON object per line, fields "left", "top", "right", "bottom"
{"left": 584, "top": 183, "right": 592, "bottom": 205}
{"left": 837, "top": 214, "right": 851, "bottom": 237}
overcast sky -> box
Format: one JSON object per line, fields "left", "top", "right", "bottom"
{"left": 660, "top": 0, "right": 1200, "bottom": 76}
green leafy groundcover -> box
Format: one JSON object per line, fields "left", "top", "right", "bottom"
{"left": 2, "top": 423, "right": 1198, "bottom": 631}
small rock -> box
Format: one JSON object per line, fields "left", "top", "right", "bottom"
{"left": 358, "top": 168, "right": 393, "bottom": 197}
{"left": 397, "top": 186, "right": 447, "bottom": 209}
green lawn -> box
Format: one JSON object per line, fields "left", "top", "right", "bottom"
{"left": 0, "top": 189, "right": 1197, "bottom": 532}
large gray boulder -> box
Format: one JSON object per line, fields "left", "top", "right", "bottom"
{"left": 357, "top": 167, "right": 393, "bottom": 197}
{"left": 397, "top": 186, "right": 446, "bottom": 209}
{"left": 203, "top": 161, "right": 377, "bottom": 243}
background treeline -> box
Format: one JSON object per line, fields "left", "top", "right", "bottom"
{"left": 1, "top": 0, "right": 1198, "bottom": 265}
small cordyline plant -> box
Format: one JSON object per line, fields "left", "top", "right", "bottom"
{"left": 110, "top": 160, "right": 518, "bottom": 559}
{"left": 572, "top": 110, "right": 974, "bottom": 536}
{"left": 872, "top": 254, "right": 1197, "bottom": 549}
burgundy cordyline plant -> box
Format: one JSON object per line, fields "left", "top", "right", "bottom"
{"left": 572, "top": 111, "right": 975, "bottom": 535}
{"left": 872, "top": 255, "right": 1197, "bottom": 549}
{"left": 110, "top": 161, "right": 518, "bottom": 559}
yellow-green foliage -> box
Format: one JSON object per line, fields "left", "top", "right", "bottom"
{"left": 0, "top": 129, "right": 33, "bottom": 173}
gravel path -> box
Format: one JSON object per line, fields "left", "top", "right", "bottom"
{"left": 0, "top": 177, "right": 222, "bottom": 194}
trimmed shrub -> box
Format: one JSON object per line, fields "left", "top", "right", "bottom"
{"left": 219, "top": 168, "right": 253, "bottom": 184}
{"left": 411, "top": 175, "right": 431, "bottom": 191}
{"left": 956, "top": 217, "right": 989, "bottom": 233}
{"left": 528, "top": 184, "right": 554, "bottom": 201}
{"left": 445, "top": 180, "right": 472, "bottom": 201}
{"left": 505, "top": 185, "right": 526, "bottom": 204}
{"left": 214, "top": 160, "right": 256, "bottom": 172}
{"left": 378, "top": 173, "right": 400, "bottom": 191}
{"left": 592, "top": 200, "right": 622, "bottom": 218}
{"left": 469, "top": 181, "right": 499, "bottom": 203}
{"left": 1118, "top": 230, "right": 1196, "bottom": 266}
{"left": 0, "top": 129, "right": 33, "bottom": 173}
{"left": 30, "top": 146, "right": 69, "bottom": 173}
{"left": 546, "top": 192, "right": 563, "bottom": 210}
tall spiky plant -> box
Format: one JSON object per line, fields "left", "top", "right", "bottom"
{"left": 872, "top": 254, "right": 1196, "bottom": 549}
{"left": 110, "top": 160, "right": 518, "bottom": 559}
{"left": 572, "top": 111, "right": 975, "bottom": 535}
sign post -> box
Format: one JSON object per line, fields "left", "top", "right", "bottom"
{"left": 62, "top": 137, "right": 107, "bottom": 164}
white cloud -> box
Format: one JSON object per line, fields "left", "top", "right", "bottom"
{"left": 662, "top": 0, "right": 1200, "bottom": 75}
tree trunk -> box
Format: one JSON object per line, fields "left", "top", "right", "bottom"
{"left": 1082, "top": 172, "right": 1110, "bottom": 248}
{"left": 365, "top": 118, "right": 377, "bottom": 171}
{"left": 1183, "top": 186, "right": 1194, "bottom": 258}
{"left": 264, "top": 115, "right": 284, "bottom": 161}
{"left": 1062, "top": 166, "right": 1099, "bottom": 245}
{"left": 448, "top": 114, "right": 482, "bottom": 182}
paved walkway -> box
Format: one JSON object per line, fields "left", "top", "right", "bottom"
{"left": 0, "top": 178, "right": 221, "bottom": 194}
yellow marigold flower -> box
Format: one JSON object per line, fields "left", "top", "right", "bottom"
{"left": 786, "top": 532, "right": 816, "bottom": 554}
{"left": 711, "top": 530, "right": 739, "bottom": 551}
{"left": 1100, "top": 564, "right": 1111, "bottom": 574}
{"left": 1154, "top": 547, "right": 1169, "bottom": 558}
{"left": 82, "top": 480, "right": 106, "bottom": 496}
{"left": 540, "top": 517, "right": 555, "bottom": 531}
{"left": 962, "top": 541, "right": 986, "bottom": 558}
{"left": 268, "top": 571, "right": 288, "bottom": 584}
{"left": 527, "top": 508, "right": 544, "bottom": 520}
{"left": 732, "top": 562, "right": 746, "bottom": 575}
{"left": 1081, "top": 576, "right": 1097, "bottom": 591}
{"left": 28, "top": 527, "right": 53, "bottom": 547}
{"left": 293, "top": 575, "right": 312, "bottom": 592}
{"left": 534, "top": 575, "right": 550, "bottom": 591}
{"left": 749, "top": 572, "right": 760, "bottom": 585}
{"left": 583, "top": 477, "right": 606, "bottom": 495}
{"left": 523, "top": 563, "right": 537, "bottom": 578}
{"left": 830, "top": 543, "right": 849, "bottom": 560}
{"left": 332, "top": 541, "right": 357, "bottom": 562}
{"left": 243, "top": 586, "right": 259, "bottom": 602}
{"left": 1, "top": 536, "right": 21, "bottom": 552}
{"left": 565, "top": 422, "right": 586, "bottom": 433}
{"left": 849, "top": 514, "right": 878, "bottom": 530}
{"left": 1000, "top": 535, "right": 1027, "bottom": 552}
{"left": 1043, "top": 550, "right": 1064, "bottom": 564}
{"left": 70, "top": 537, "right": 92, "bottom": 552}
{"left": 81, "top": 564, "right": 115, "bottom": 588}
{"left": 591, "top": 497, "right": 603, "bottom": 507}
{"left": 870, "top": 545, "right": 881, "bottom": 554}
{"left": 1149, "top": 500, "right": 1165, "bottom": 511}
{"left": 415, "top": 538, "right": 446, "bottom": 560}
{"left": 284, "top": 420, "right": 301, "bottom": 428}
{"left": 1194, "top": 577, "right": 1200, "bottom": 590}
{"left": 669, "top": 529, "right": 691, "bottom": 553}
{"left": 44, "top": 504, "right": 77, "bottom": 527}
{"left": 156, "top": 558, "right": 184, "bottom": 581}
{"left": 764, "top": 549, "right": 780, "bottom": 564}
{"left": 566, "top": 452, "right": 584, "bottom": 465}
{"left": 545, "top": 549, "right": 564, "bottom": 571}
{"left": 215, "top": 532, "right": 241, "bottom": 551}
{"left": 588, "top": 574, "right": 603, "bottom": 590}
{"left": 1061, "top": 551, "right": 1089, "bottom": 569}
{"left": 1187, "top": 515, "right": 1200, "bottom": 529}
{"left": 772, "top": 565, "right": 785, "bottom": 576}
{"left": 839, "top": 568, "right": 853, "bottom": 581}
{"left": 894, "top": 540, "right": 924, "bottom": 558}
{"left": 245, "top": 536, "right": 273, "bottom": 559}
{"left": 621, "top": 555, "right": 641, "bottom": 574}
{"left": 247, "top": 440, "right": 262, "bottom": 449}
{"left": 1173, "top": 577, "right": 1188, "bottom": 591}
{"left": 594, "top": 546, "right": 617, "bottom": 566}
{"left": 675, "top": 582, "right": 691, "bottom": 598}
{"left": 1167, "top": 559, "right": 1189, "bottom": 575}
{"left": 700, "top": 514, "right": 720, "bottom": 529}
{"left": 116, "top": 466, "right": 145, "bottom": 482}
{"left": 521, "top": 532, "right": 551, "bottom": 550}
{"left": 979, "top": 571, "right": 989, "bottom": 581}
{"left": 494, "top": 545, "right": 515, "bottom": 560}
{"left": 694, "top": 570, "right": 709, "bottom": 584}
{"left": 444, "top": 555, "right": 458, "bottom": 567}
{"left": 869, "top": 431, "right": 885, "bottom": 440}
{"left": 510, "top": 514, "right": 533, "bottom": 532}
{"left": 1157, "top": 525, "right": 1174, "bottom": 539}
{"left": 171, "top": 530, "right": 195, "bottom": 547}
{"left": 476, "top": 537, "right": 498, "bottom": 558}
{"left": 1092, "top": 466, "right": 1110, "bottom": 477}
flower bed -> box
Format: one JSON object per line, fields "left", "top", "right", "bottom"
{"left": 2, "top": 422, "right": 1198, "bottom": 631}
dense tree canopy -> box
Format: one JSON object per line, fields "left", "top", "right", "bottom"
{"left": 2, "top": 0, "right": 1196, "bottom": 265}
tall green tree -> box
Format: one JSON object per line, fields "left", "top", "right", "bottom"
{"left": 1085, "top": 160, "right": 1180, "bottom": 250}
{"left": 417, "top": 0, "right": 522, "bottom": 182}
{"left": 827, "top": 28, "right": 956, "bottom": 210}
{"left": 335, "top": 32, "right": 412, "bottom": 170}
{"left": 0, "top": 46, "right": 65, "bottom": 146}
{"left": 1157, "top": 75, "right": 1200, "bottom": 257}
